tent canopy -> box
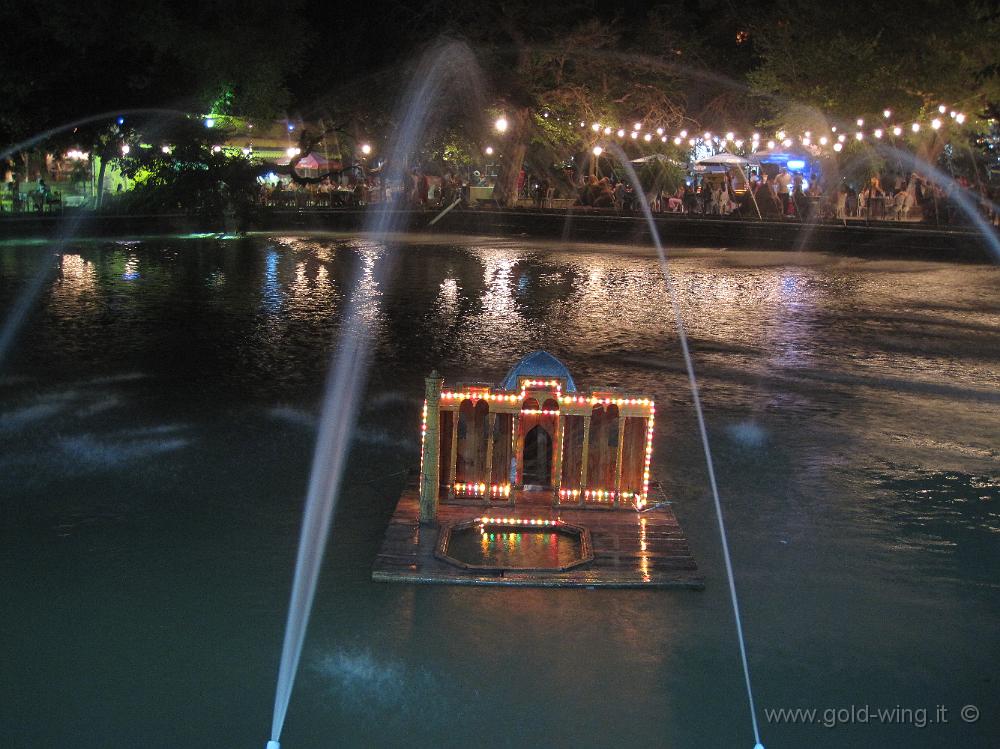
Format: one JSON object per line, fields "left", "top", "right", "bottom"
{"left": 695, "top": 152, "right": 749, "bottom": 167}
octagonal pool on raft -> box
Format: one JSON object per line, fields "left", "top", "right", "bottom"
{"left": 435, "top": 518, "right": 594, "bottom": 572}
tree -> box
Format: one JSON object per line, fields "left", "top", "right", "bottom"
{"left": 746, "top": 0, "right": 1000, "bottom": 126}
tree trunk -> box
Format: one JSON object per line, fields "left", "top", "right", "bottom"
{"left": 493, "top": 107, "right": 531, "bottom": 208}
{"left": 95, "top": 155, "right": 108, "bottom": 209}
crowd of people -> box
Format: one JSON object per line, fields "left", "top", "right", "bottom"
{"left": 568, "top": 166, "right": 1000, "bottom": 227}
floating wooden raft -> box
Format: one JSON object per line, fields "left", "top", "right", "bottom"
{"left": 372, "top": 483, "right": 703, "bottom": 589}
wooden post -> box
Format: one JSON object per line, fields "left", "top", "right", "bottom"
{"left": 552, "top": 417, "right": 563, "bottom": 505}
{"left": 511, "top": 412, "right": 522, "bottom": 487}
{"left": 613, "top": 417, "right": 626, "bottom": 508}
{"left": 579, "top": 414, "right": 591, "bottom": 506}
{"left": 484, "top": 412, "right": 496, "bottom": 496}
{"left": 419, "top": 371, "right": 443, "bottom": 524}
{"left": 448, "top": 406, "right": 459, "bottom": 497}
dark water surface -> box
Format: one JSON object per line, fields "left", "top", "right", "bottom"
{"left": 1, "top": 234, "right": 997, "bottom": 748}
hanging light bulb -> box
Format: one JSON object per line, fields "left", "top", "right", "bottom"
{"left": 873, "top": 129, "right": 883, "bottom": 139}
{"left": 955, "top": 113, "right": 966, "bottom": 124}
{"left": 679, "top": 129, "right": 688, "bottom": 138}
{"left": 592, "top": 145, "right": 603, "bottom": 156}
{"left": 819, "top": 136, "right": 828, "bottom": 146}
{"left": 856, "top": 118, "right": 864, "bottom": 126}
{"left": 931, "top": 118, "right": 942, "bottom": 130}
{"left": 837, "top": 134, "right": 846, "bottom": 142}
{"left": 673, "top": 136, "right": 682, "bottom": 145}
{"left": 656, "top": 127, "right": 664, "bottom": 135}
{"left": 634, "top": 122, "right": 642, "bottom": 130}
{"left": 833, "top": 142, "right": 843, "bottom": 152}
{"left": 911, "top": 122, "right": 920, "bottom": 132}
{"left": 603, "top": 126, "right": 612, "bottom": 135}
{"left": 883, "top": 109, "right": 892, "bottom": 118}
{"left": 617, "top": 129, "right": 626, "bottom": 138}
{"left": 643, "top": 132, "right": 652, "bottom": 141}
{"left": 938, "top": 104, "right": 947, "bottom": 114}
{"left": 496, "top": 117, "right": 508, "bottom": 132}
{"left": 892, "top": 126, "right": 902, "bottom": 136}
{"left": 725, "top": 131, "right": 734, "bottom": 141}
{"left": 591, "top": 122, "right": 600, "bottom": 132}
{"left": 630, "top": 131, "right": 638, "bottom": 139}
{"left": 767, "top": 140, "right": 775, "bottom": 149}
{"left": 855, "top": 131, "right": 864, "bottom": 140}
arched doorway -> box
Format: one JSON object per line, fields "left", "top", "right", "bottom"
{"left": 522, "top": 425, "right": 553, "bottom": 488}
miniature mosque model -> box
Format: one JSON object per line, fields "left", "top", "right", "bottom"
{"left": 417, "top": 350, "right": 655, "bottom": 522}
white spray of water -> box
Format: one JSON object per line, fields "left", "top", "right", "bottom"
{"left": 267, "top": 40, "right": 485, "bottom": 748}
{"left": 608, "top": 143, "right": 765, "bottom": 749}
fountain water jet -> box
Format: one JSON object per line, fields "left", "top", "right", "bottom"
{"left": 266, "top": 40, "right": 485, "bottom": 748}
{"left": 607, "top": 142, "right": 766, "bottom": 749}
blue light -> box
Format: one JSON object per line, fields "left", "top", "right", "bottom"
{"left": 117, "top": 117, "right": 125, "bottom": 125}
{"left": 205, "top": 118, "right": 215, "bottom": 128}
{"left": 787, "top": 159, "right": 806, "bottom": 170}
{"left": 287, "top": 124, "right": 295, "bottom": 132}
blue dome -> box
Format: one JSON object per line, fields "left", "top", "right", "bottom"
{"left": 501, "top": 350, "right": 577, "bottom": 392}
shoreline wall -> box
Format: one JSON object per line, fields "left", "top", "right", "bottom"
{"left": 0, "top": 208, "right": 993, "bottom": 263}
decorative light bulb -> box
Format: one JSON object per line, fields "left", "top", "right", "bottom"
{"left": 634, "top": 122, "right": 642, "bottom": 130}
{"left": 617, "top": 129, "right": 625, "bottom": 138}
{"left": 931, "top": 118, "right": 942, "bottom": 130}
{"left": 955, "top": 113, "right": 966, "bottom": 124}
{"left": 833, "top": 142, "right": 843, "bottom": 152}
{"left": 591, "top": 122, "right": 600, "bottom": 132}
{"left": 496, "top": 117, "right": 508, "bottom": 132}
{"left": 892, "top": 126, "right": 902, "bottom": 136}
{"left": 883, "top": 109, "right": 891, "bottom": 118}
{"left": 856, "top": 118, "right": 864, "bottom": 126}
{"left": 767, "top": 140, "right": 775, "bottom": 149}
{"left": 819, "top": 136, "right": 828, "bottom": 145}
{"left": 592, "top": 145, "right": 603, "bottom": 156}
{"left": 874, "top": 129, "right": 883, "bottom": 139}
{"left": 911, "top": 122, "right": 920, "bottom": 132}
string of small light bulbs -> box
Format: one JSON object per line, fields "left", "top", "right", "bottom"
{"left": 523, "top": 105, "right": 974, "bottom": 156}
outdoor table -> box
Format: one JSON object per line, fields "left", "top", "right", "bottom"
{"left": 868, "top": 195, "right": 889, "bottom": 220}
{"left": 469, "top": 185, "right": 494, "bottom": 202}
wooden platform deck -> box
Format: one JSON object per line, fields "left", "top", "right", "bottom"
{"left": 372, "top": 485, "right": 703, "bottom": 589}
